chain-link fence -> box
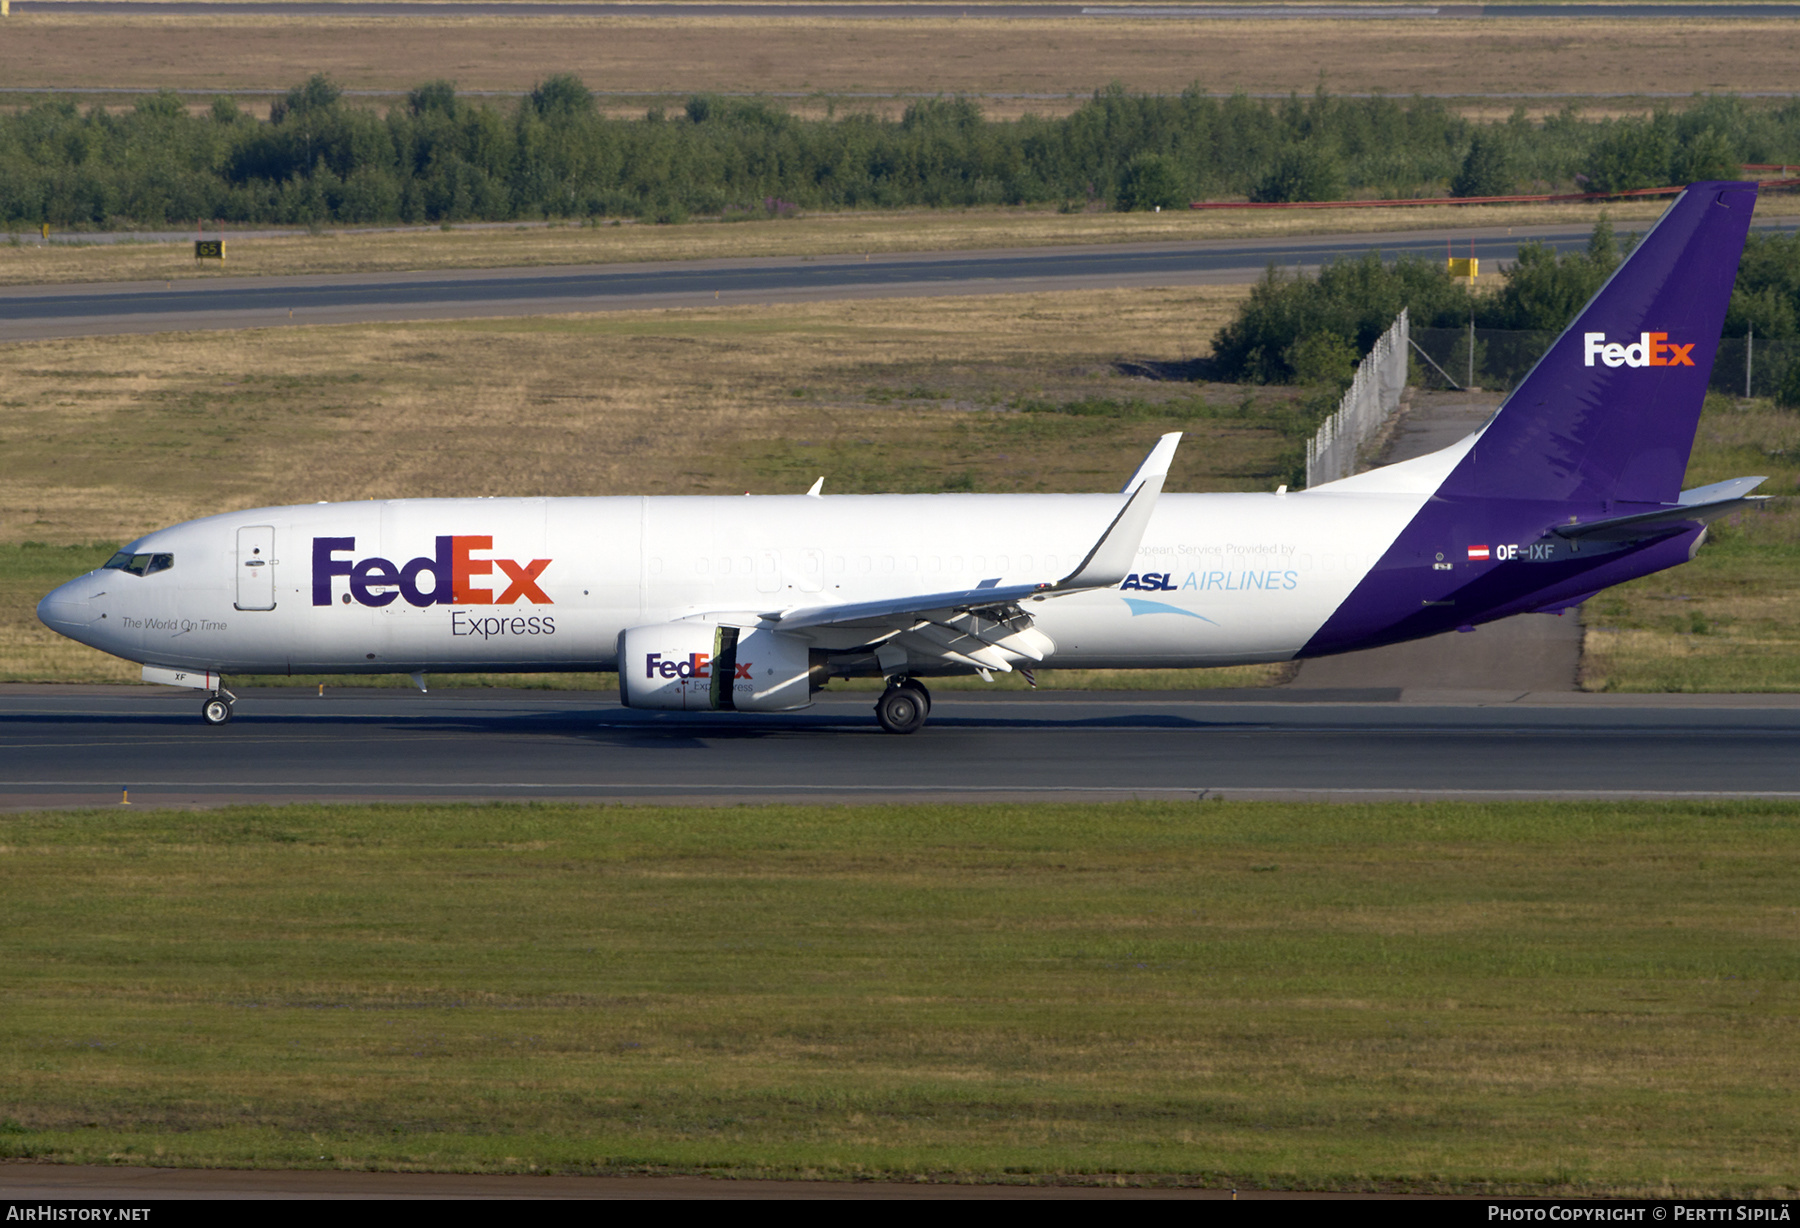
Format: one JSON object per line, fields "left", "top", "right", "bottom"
{"left": 1410, "top": 328, "right": 1799, "bottom": 401}
{"left": 1306, "top": 309, "right": 1409, "bottom": 488}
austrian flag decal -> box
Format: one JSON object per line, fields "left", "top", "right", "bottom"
{"left": 1467, "top": 545, "right": 1491, "bottom": 561}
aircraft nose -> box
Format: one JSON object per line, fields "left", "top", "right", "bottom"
{"left": 37, "top": 577, "right": 99, "bottom": 630}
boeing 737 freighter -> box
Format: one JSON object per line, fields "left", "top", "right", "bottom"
{"left": 39, "top": 182, "right": 1768, "bottom": 733}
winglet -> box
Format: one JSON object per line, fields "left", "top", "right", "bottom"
{"left": 1060, "top": 432, "right": 1181, "bottom": 591}
{"left": 1120, "top": 431, "right": 1183, "bottom": 494}
{"left": 805, "top": 477, "right": 824, "bottom": 498}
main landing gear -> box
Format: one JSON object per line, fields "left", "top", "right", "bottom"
{"left": 875, "top": 677, "right": 931, "bottom": 735}
{"left": 200, "top": 688, "right": 236, "bottom": 726}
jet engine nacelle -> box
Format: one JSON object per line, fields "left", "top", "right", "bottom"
{"left": 617, "top": 623, "right": 816, "bottom": 712}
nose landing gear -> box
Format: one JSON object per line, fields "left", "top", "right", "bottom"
{"left": 201, "top": 688, "right": 236, "bottom": 726}
{"left": 875, "top": 677, "right": 931, "bottom": 735}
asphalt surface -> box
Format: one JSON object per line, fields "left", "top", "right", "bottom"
{"left": 6, "top": 685, "right": 1800, "bottom": 808}
{"left": 14, "top": 2, "right": 1800, "bottom": 17}
{"left": 17, "top": 221, "right": 1800, "bottom": 340}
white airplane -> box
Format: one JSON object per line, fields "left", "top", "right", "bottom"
{"left": 38, "top": 182, "right": 1768, "bottom": 734}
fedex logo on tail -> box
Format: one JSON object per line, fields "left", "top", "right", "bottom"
{"left": 1583, "top": 332, "right": 1695, "bottom": 369}
{"left": 313, "top": 536, "right": 552, "bottom": 607}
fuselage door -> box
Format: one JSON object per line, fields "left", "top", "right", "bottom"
{"left": 796, "top": 548, "right": 824, "bottom": 593}
{"left": 756, "top": 549, "right": 781, "bottom": 594}
{"left": 235, "top": 525, "right": 276, "bottom": 611}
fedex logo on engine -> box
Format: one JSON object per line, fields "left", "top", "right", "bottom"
{"left": 645, "top": 652, "right": 752, "bottom": 680}
{"left": 1583, "top": 331, "right": 1695, "bottom": 369}
{"left": 313, "top": 536, "right": 551, "bottom": 607}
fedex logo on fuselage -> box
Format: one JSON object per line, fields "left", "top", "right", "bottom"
{"left": 1583, "top": 331, "right": 1695, "bottom": 369}
{"left": 645, "top": 652, "right": 752, "bottom": 680}
{"left": 313, "top": 536, "right": 552, "bottom": 607}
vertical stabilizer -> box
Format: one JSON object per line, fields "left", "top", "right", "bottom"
{"left": 1441, "top": 181, "right": 1757, "bottom": 506}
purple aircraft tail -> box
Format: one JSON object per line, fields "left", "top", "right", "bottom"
{"left": 1439, "top": 181, "right": 1757, "bottom": 506}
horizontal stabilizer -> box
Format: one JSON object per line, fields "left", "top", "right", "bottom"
{"left": 1678, "top": 475, "right": 1770, "bottom": 506}
{"left": 1554, "top": 477, "right": 1769, "bottom": 543}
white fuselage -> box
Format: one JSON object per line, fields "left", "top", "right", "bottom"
{"left": 39, "top": 484, "right": 1442, "bottom": 678}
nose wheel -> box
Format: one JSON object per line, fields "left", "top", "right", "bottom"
{"left": 201, "top": 690, "right": 235, "bottom": 726}
{"left": 875, "top": 678, "right": 931, "bottom": 735}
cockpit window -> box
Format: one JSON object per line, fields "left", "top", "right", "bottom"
{"left": 102, "top": 551, "right": 174, "bottom": 577}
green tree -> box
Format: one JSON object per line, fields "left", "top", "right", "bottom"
{"left": 1250, "top": 145, "right": 1345, "bottom": 203}
{"left": 1115, "top": 152, "right": 1184, "bottom": 211}
{"left": 1210, "top": 253, "right": 1473, "bottom": 384}
{"left": 1672, "top": 126, "right": 1741, "bottom": 185}
{"left": 529, "top": 74, "right": 594, "bottom": 121}
{"left": 1777, "top": 357, "right": 1800, "bottom": 408}
{"left": 407, "top": 80, "right": 459, "bottom": 119}
{"left": 1477, "top": 218, "right": 1630, "bottom": 333}
{"left": 1451, "top": 129, "right": 1516, "bottom": 198}
{"left": 1584, "top": 119, "right": 1672, "bottom": 193}
{"left": 271, "top": 73, "right": 342, "bottom": 125}
{"left": 1284, "top": 332, "right": 1360, "bottom": 386}
{"left": 134, "top": 89, "right": 187, "bottom": 121}
{"left": 1725, "top": 232, "right": 1800, "bottom": 339}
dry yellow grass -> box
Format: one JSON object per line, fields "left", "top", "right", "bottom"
{"left": 0, "top": 284, "right": 1276, "bottom": 682}
{"left": 9, "top": 196, "right": 1772, "bottom": 286}
{"left": 0, "top": 14, "right": 1795, "bottom": 99}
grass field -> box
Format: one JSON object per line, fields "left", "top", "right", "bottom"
{"left": 4, "top": 197, "right": 1742, "bottom": 286}
{"left": 1, "top": 13, "right": 1796, "bottom": 103}
{"left": 0, "top": 798, "right": 1795, "bottom": 1192}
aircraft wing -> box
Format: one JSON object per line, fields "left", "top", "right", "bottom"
{"left": 757, "top": 432, "right": 1182, "bottom": 674}
{"left": 775, "top": 431, "right": 1180, "bottom": 629}
{"left": 775, "top": 579, "right": 1048, "bottom": 631}
{"left": 1553, "top": 476, "right": 1769, "bottom": 543}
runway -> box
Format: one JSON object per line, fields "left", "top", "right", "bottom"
{"left": 6, "top": 685, "right": 1800, "bottom": 808}
{"left": 17, "top": 222, "right": 1800, "bottom": 341}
